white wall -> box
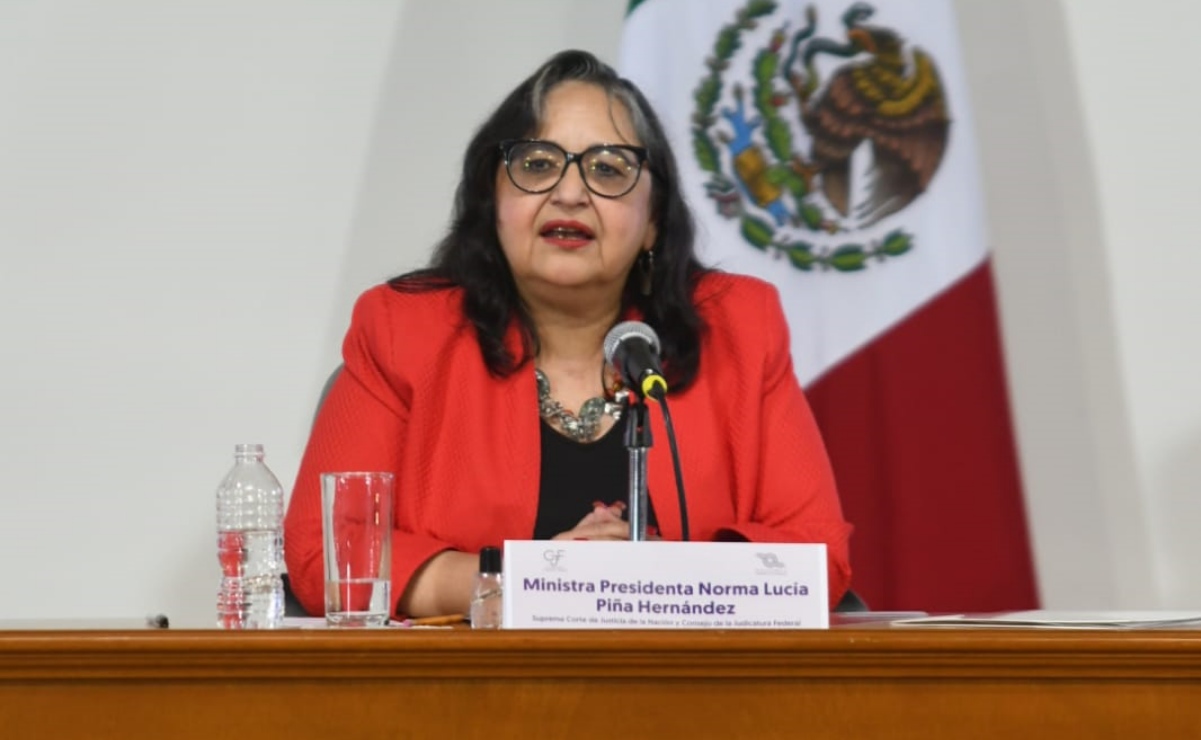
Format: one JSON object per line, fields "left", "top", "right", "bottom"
{"left": 1056, "top": 0, "right": 1201, "bottom": 607}
{"left": 955, "top": 0, "right": 1201, "bottom": 609}
{"left": 0, "top": 0, "right": 626, "bottom": 623}
{"left": 1, "top": 0, "right": 1197, "bottom": 623}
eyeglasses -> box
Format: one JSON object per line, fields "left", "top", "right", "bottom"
{"left": 499, "top": 139, "right": 649, "bottom": 199}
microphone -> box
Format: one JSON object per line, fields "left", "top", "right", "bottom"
{"left": 604, "top": 321, "right": 667, "bottom": 400}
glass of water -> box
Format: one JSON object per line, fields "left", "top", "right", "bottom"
{"left": 320, "top": 471, "right": 394, "bottom": 627}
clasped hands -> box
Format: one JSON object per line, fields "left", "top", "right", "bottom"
{"left": 551, "top": 500, "right": 658, "bottom": 541}
{"left": 402, "top": 500, "right": 657, "bottom": 617}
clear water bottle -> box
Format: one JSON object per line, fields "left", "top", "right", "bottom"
{"left": 470, "top": 546, "right": 503, "bottom": 629}
{"left": 216, "top": 443, "right": 285, "bottom": 629}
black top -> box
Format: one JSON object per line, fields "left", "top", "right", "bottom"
{"left": 533, "top": 416, "right": 658, "bottom": 540}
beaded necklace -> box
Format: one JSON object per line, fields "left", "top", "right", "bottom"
{"left": 535, "top": 368, "right": 628, "bottom": 443}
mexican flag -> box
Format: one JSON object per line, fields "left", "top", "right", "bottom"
{"left": 620, "top": 0, "right": 1038, "bottom": 611}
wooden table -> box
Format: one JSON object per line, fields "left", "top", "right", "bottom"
{"left": 2, "top": 621, "right": 1199, "bottom": 739}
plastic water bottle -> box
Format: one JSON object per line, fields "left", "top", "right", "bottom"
{"left": 216, "top": 443, "right": 285, "bottom": 629}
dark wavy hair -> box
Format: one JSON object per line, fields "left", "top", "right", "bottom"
{"left": 391, "top": 49, "right": 709, "bottom": 390}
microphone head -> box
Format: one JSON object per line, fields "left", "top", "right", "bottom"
{"left": 603, "top": 321, "right": 661, "bottom": 365}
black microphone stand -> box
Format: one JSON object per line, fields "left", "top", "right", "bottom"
{"left": 623, "top": 394, "right": 653, "bottom": 542}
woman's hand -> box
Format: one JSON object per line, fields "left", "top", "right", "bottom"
{"left": 552, "top": 501, "right": 629, "bottom": 541}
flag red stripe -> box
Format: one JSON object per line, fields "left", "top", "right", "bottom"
{"left": 806, "top": 260, "right": 1039, "bottom": 612}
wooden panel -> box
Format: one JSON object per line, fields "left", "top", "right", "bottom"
{"left": 2, "top": 628, "right": 1200, "bottom": 739}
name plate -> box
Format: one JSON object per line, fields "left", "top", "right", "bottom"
{"left": 502, "top": 540, "right": 828, "bottom": 629}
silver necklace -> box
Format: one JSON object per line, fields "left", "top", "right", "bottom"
{"left": 535, "top": 368, "right": 627, "bottom": 443}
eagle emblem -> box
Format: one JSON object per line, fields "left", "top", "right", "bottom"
{"left": 693, "top": 1, "right": 951, "bottom": 271}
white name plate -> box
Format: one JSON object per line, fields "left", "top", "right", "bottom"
{"left": 502, "top": 540, "right": 828, "bottom": 629}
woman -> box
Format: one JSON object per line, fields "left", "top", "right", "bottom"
{"left": 283, "top": 50, "right": 852, "bottom": 618}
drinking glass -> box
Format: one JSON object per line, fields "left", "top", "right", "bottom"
{"left": 321, "top": 472, "right": 393, "bottom": 627}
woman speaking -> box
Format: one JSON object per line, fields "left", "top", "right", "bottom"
{"left": 283, "top": 50, "right": 852, "bottom": 619}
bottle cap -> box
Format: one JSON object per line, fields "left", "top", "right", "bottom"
{"left": 233, "top": 443, "right": 265, "bottom": 461}
{"left": 479, "top": 546, "right": 501, "bottom": 574}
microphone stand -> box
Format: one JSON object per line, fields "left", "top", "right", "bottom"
{"left": 623, "top": 394, "right": 653, "bottom": 542}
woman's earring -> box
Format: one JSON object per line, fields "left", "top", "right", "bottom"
{"left": 639, "top": 249, "right": 655, "bottom": 296}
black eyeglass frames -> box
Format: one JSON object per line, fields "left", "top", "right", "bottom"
{"left": 499, "top": 139, "right": 649, "bottom": 199}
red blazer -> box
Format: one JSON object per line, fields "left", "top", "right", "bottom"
{"left": 284, "top": 272, "right": 852, "bottom": 615}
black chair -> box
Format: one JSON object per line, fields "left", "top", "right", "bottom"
{"left": 834, "top": 588, "right": 869, "bottom": 613}
{"left": 280, "top": 574, "right": 309, "bottom": 617}
{"left": 311, "top": 364, "right": 343, "bottom": 428}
